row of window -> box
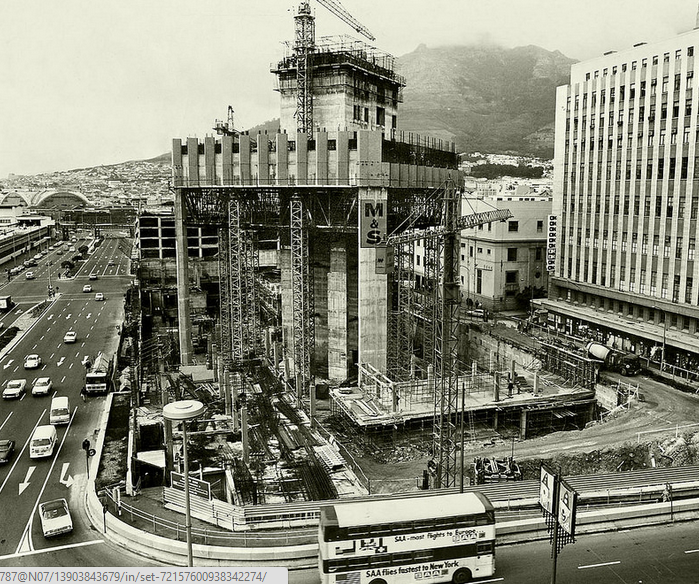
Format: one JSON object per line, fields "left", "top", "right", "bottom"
{"left": 560, "top": 257, "right": 694, "bottom": 304}
{"left": 566, "top": 126, "right": 699, "bottom": 156}
{"left": 582, "top": 46, "right": 695, "bottom": 82}
{"left": 566, "top": 155, "right": 699, "bottom": 182}
{"left": 571, "top": 71, "right": 695, "bottom": 114}
{"left": 562, "top": 290, "right": 691, "bottom": 330}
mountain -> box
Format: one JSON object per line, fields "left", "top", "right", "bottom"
{"left": 396, "top": 44, "right": 576, "bottom": 158}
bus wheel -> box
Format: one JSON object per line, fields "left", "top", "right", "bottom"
{"left": 452, "top": 568, "right": 472, "bottom": 584}
{"left": 369, "top": 579, "right": 387, "bottom": 584}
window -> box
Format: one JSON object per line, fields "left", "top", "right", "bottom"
{"left": 508, "top": 221, "right": 519, "bottom": 232}
{"left": 537, "top": 220, "right": 544, "bottom": 233}
{"left": 507, "top": 248, "right": 518, "bottom": 262}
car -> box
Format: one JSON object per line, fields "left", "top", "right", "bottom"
{"left": 108, "top": 259, "right": 115, "bottom": 266}
{"left": 82, "top": 284, "right": 92, "bottom": 293}
{"left": 25, "top": 271, "right": 35, "bottom": 280}
{"left": 3, "top": 379, "right": 26, "bottom": 399}
{"left": 32, "top": 377, "right": 52, "bottom": 396}
{"left": 89, "top": 273, "right": 98, "bottom": 280}
{"left": 33, "top": 254, "right": 42, "bottom": 261}
{"left": 95, "top": 292, "right": 105, "bottom": 301}
{"left": 0, "top": 439, "right": 15, "bottom": 463}
{"left": 63, "top": 331, "right": 77, "bottom": 343}
{"left": 24, "top": 354, "right": 42, "bottom": 369}
{"left": 56, "top": 249, "right": 63, "bottom": 255}
{"left": 466, "top": 308, "right": 486, "bottom": 319}
{"left": 38, "top": 499, "right": 73, "bottom": 537}
{"left": 25, "top": 259, "right": 38, "bottom": 267}
{"left": 49, "top": 245, "right": 54, "bottom": 250}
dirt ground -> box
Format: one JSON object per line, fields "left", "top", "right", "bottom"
{"left": 345, "top": 370, "right": 699, "bottom": 492}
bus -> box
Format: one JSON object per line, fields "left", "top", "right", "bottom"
{"left": 318, "top": 492, "right": 496, "bottom": 584}
{"left": 84, "top": 352, "right": 113, "bottom": 395}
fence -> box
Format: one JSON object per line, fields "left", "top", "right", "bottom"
{"left": 100, "top": 488, "right": 316, "bottom": 547}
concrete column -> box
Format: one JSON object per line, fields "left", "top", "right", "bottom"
{"left": 493, "top": 371, "right": 500, "bottom": 402}
{"left": 519, "top": 409, "right": 528, "bottom": 440}
{"left": 358, "top": 186, "right": 389, "bottom": 372}
{"left": 328, "top": 244, "right": 349, "bottom": 380}
{"left": 493, "top": 410, "right": 499, "bottom": 431}
{"left": 280, "top": 248, "right": 294, "bottom": 360}
{"left": 174, "top": 188, "right": 193, "bottom": 365}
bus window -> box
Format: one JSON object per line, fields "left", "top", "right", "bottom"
{"left": 393, "top": 552, "right": 412, "bottom": 562}
{"left": 477, "top": 542, "right": 494, "bottom": 554}
{"left": 414, "top": 551, "right": 432, "bottom": 562}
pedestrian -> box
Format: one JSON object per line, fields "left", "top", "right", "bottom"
{"left": 80, "top": 386, "right": 87, "bottom": 402}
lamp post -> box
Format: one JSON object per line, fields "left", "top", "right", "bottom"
{"left": 163, "top": 400, "right": 206, "bottom": 567}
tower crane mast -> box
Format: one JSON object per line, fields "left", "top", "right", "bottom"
{"left": 293, "top": 0, "right": 375, "bottom": 136}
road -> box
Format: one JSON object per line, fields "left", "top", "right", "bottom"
{"left": 285, "top": 521, "right": 699, "bottom": 584}
{"left": 0, "top": 235, "right": 142, "bottom": 565}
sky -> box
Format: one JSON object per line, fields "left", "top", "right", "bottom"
{"left": 1, "top": 0, "right": 697, "bottom": 177}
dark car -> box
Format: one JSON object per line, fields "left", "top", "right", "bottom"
{"left": 0, "top": 439, "right": 15, "bottom": 463}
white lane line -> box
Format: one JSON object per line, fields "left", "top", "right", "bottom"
{"left": 0, "top": 539, "right": 103, "bottom": 561}
{"left": 0, "top": 411, "right": 12, "bottom": 431}
{"left": 685, "top": 549, "right": 699, "bottom": 554}
{"left": 578, "top": 561, "right": 621, "bottom": 569}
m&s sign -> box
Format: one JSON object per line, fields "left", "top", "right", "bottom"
{"left": 360, "top": 201, "right": 386, "bottom": 248}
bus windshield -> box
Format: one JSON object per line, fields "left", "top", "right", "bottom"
{"left": 318, "top": 492, "right": 496, "bottom": 584}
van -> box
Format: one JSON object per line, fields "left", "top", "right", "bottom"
{"left": 29, "top": 425, "right": 57, "bottom": 459}
{"left": 49, "top": 396, "right": 70, "bottom": 425}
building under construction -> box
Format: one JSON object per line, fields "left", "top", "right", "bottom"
{"left": 169, "top": 0, "right": 597, "bottom": 492}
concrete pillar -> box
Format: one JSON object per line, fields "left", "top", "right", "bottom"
{"left": 493, "top": 410, "right": 499, "bottom": 431}
{"left": 493, "top": 371, "right": 500, "bottom": 402}
{"left": 280, "top": 248, "right": 294, "bottom": 360}
{"left": 224, "top": 368, "right": 232, "bottom": 418}
{"left": 519, "top": 409, "right": 528, "bottom": 440}
{"left": 358, "top": 186, "right": 389, "bottom": 371}
{"left": 328, "top": 244, "right": 349, "bottom": 380}
{"left": 273, "top": 342, "right": 280, "bottom": 377}
{"left": 310, "top": 383, "right": 316, "bottom": 428}
{"left": 174, "top": 188, "right": 193, "bottom": 365}
{"left": 534, "top": 373, "right": 539, "bottom": 395}
{"left": 241, "top": 404, "right": 249, "bottom": 464}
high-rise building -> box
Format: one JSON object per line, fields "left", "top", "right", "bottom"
{"left": 544, "top": 26, "right": 699, "bottom": 375}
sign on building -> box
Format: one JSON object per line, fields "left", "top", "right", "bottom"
{"left": 546, "top": 215, "right": 557, "bottom": 273}
{"left": 360, "top": 200, "right": 387, "bottom": 248}
{"left": 375, "top": 244, "right": 394, "bottom": 274}
{"left": 171, "top": 471, "right": 211, "bottom": 500}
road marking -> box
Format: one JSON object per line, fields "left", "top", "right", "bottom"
{"left": 0, "top": 412, "right": 12, "bottom": 430}
{"left": 61, "top": 376, "right": 66, "bottom": 383}
{"left": 59, "top": 462, "right": 74, "bottom": 488}
{"left": 50, "top": 352, "right": 55, "bottom": 359}
{"left": 57, "top": 357, "right": 65, "bottom": 366}
{"left": 19, "top": 466, "right": 36, "bottom": 495}
{"left": 0, "top": 539, "right": 103, "bottom": 561}
{"left": 3, "top": 359, "right": 13, "bottom": 369}
{"left": 16, "top": 526, "right": 33, "bottom": 554}
{"left": 685, "top": 549, "right": 699, "bottom": 554}
{"left": 578, "top": 561, "right": 621, "bottom": 569}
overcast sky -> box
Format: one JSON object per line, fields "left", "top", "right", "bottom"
{"left": 1, "top": 0, "right": 697, "bottom": 177}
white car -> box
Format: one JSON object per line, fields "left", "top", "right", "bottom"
{"left": 24, "top": 354, "right": 42, "bottom": 369}
{"left": 32, "top": 377, "right": 53, "bottom": 396}
{"left": 82, "top": 284, "right": 92, "bottom": 293}
{"left": 39, "top": 499, "right": 73, "bottom": 537}
{"left": 33, "top": 254, "right": 42, "bottom": 261}
{"left": 25, "top": 271, "right": 35, "bottom": 280}
{"left": 3, "top": 379, "right": 26, "bottom": 399}
{"left": 95, "top": 292, "right": 104, "bottom": 301}
{"left": 63, "top": 331, "right": 77, "bottom": 343}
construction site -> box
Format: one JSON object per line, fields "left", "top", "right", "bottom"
{"left": 127, "top": 0, "right": 602, "bottom": 521}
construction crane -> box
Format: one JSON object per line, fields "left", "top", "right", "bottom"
{"left": 293, "top": 0, "right": 375, "bottom": 136}
{"left": 384, "top": 181, "right": 513, "bottom": 489}
{"left": 213, "top": 106, "right": 238, "bottom": 136}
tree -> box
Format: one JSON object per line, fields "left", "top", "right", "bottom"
{"left": 61, "top": 260, "right": 75, "bottom": 270}
{"left": 78, "top": 245, "right": 89, "bottom": 256}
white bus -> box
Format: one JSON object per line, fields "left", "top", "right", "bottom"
{"left": 319, "top": 492, "right": 496, "bottom": 584}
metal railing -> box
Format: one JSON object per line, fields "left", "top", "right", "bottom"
{"left": 100, "top": 488, "right": 316, "bottom": 547}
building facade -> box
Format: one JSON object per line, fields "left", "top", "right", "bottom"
{"left": 545, "top": 27, "right": 699, "bottom": 374}
{"left": 460, "top": 194, "right": 551, "bottom": 312}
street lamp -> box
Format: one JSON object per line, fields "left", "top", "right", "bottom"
{"left": 163, "top": 399, "right": 206, "bottom": 567}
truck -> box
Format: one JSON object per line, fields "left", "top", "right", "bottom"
{"left": 0, "top": 296, "right": 13, "bottom": 312}
{"left": 84, "top": 352, "right": 113, "bottom": 394}
{"left": 585, "top": 342, "right": 642, "bottom": 376}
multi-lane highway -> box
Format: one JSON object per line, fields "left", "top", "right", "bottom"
{"left": 0, "top": 235, "right": 140, "bottom": 563}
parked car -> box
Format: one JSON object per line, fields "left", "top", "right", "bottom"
{"left": 33, "top": 254, "right": 42, "bottom": 261}
{"left": 108, "top": 259, "right": 115, "bottom": 266}
{"left": 38, "top": 499, "right": 73, "bottom": 537}
{"left": 95, "top": 292, "right": 105, "bottom": 301}
{"left": 0, "top": 439, "right": 15, "bottom": 463}
{"left": 63, "top": 331, "right": 77, "bottom": 343}
{"left": 82, "top": 284, "right": 92, "bottom": 293}
{"left": 3, "top": 379, "right": 26, "bottom": 399}
{"left": 24, "top": 354, "right": 42, "bottom": 369}
{"left": 32, "top": 377, "right": 53, "bottom": 396}
{"left": 25, "top": 271, "right": 35, "bottom": 280}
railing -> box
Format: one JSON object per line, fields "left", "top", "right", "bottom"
{"left": 100, "top": 488, "right": 316, "bottom": 547}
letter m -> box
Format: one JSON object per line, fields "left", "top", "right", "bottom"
{"left": 365, "top": 202, "right": 384, "bottom": 217}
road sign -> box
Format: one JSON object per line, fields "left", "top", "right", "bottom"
{"left": 171, "top": 471, "right": 211, "bottom": 500}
